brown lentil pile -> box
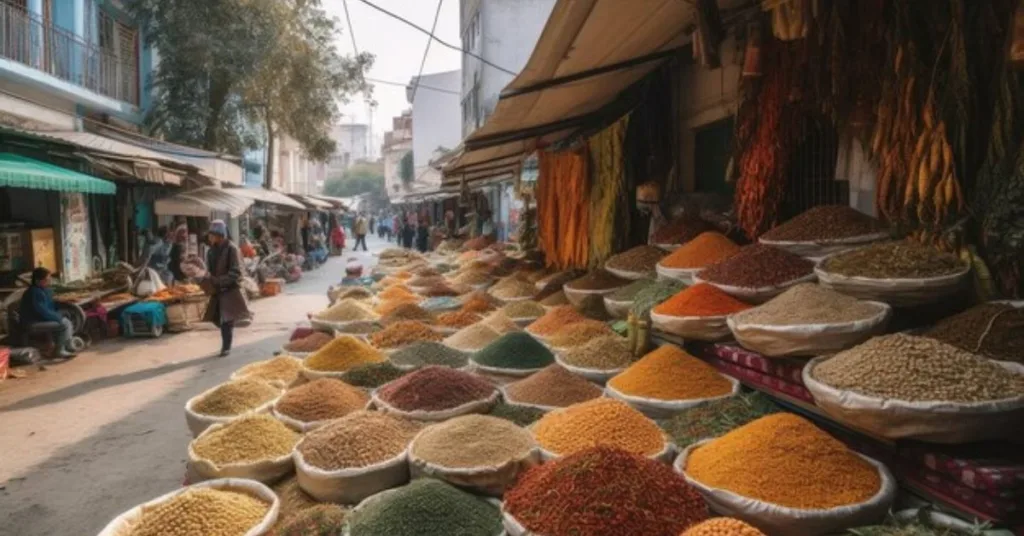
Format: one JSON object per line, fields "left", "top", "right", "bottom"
{"left": 605, "top": 245, "right": 667, "bottom": 274}
{"left": 191, "top": 414, "right": 299, "bottom": 465}
{"left": 731, "top": 283, "right": 886, "bottom": 325}
{"left": 232, "top": 356, "right": 303, "bottom": 386}
{"left": 297, "top": 410, "right": 420, "bottom": 470}
{"left": 761, "top": 205, "right": 884, "bottom": 242}
{"left": 127, "top": 487, "right": 269, "bottom": 536}
{"left": 564, "top": 269, "right": 630, "bottom": 291}
{"left": 546, "top": 320, "right": 615, "bottom": 348}
{"left": 191, "top": 378, "right": 280, "bottom": 417}
{"left": 698, "top": 244, "right": 814, "bottom": 288}
{"left": 275, "top": 378, "right": 369, "bottom": 424}
{"left": 435, "top": 310, "right": 483, "bottom": 329}
{"left": 821, "top": 241, "right": 966, "bottom": 279}
{"left": 283, "top": 331, "right": 334, "bottom": 352}
{"left": 526, "top": 305, "right": 587, "bottom": 337}
{"left": 270, "top": 476, "right": 318, "bottom": 527}
{"left": 489, "top": 276, "right": 538, "bottom": 300}
{"left": 376, "top": 366, "right": 498, "bottom": 412}
{"left": 379, "top": 303, "right": 435, "bottom": 326}
{"left": 274, "top": 504, "right": 347, "bottom": 536}
{"left": 450, "top": 270, "right": 492, "bottom": 286}
{"left": 532, "top": 398, "right": 667, "bottom": 456}
{"left": 443, "top": 324, "right": 502, "bottom": 351}
{"left": 314, "top": 299, "right": 378, "bottom": 322}
{"left": 560, "top": 335, "right": 635, "bottom": 370}
{"left": 925, "top": 303, "right": 1024, "bottom": 363}
{"left": 410, "top": 414, "right": 537, "bottom": 468}
{"left": 501, "top": 300, "right": 545, "bottom": 318}
{"left": 480, "top": 310, "right": 523, "bottom": 334}
{"left": 368, "top": 320, "right": 443, "bottom": 349}
{"left": 420, "top": 283, "right": 462, "bottom": 297}
{"left": 812, "top": 333, "right": 1024, "bottom": 402}
{"left": 504, "top": 365, "right": 603, "bottom": 407}
{"left": 539, "top": 290, "right": 570, "bottom": 306}
{"left": 305, "top": 335, "right": 385, "bottom": 372}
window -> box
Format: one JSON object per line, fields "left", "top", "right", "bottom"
{"left": 97, "top": 9, "right": 139, "bottom": 104}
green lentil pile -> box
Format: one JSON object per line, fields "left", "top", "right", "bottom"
{"left": 345, "top": 479, "right": 503, "bottom": 536}
{"left": 560, "top": 334, "right": 635, "bottom": 370}
{"left": 732, "top": 283, "right": 886, "bottom": 325}
{"left": 471, "top": 332, "right": 555, "bottom": 371}
{"left": 822, "top": 241, "right": 966, "bottom": 279}
{"left": 630, "top": 279, "right": 686, "bottom": 317}
{"left": 191, "top": 378, "right": 280, "bottom": 417}
{"left": 340, "top": 362, "right": 409, "bottom": 388}
{"left": 488, "top": 402, "right": 546, "bottom": 427}
{"left": 297, "top": 411, "right": 420, "bottom": 470}
{"left": 660, "top": 391, "right": 780, "bottom": 449}
{"left": 812, "top": 334, "right": 1024, "bottom": 402}
{"left": 388, "top": 341, "right": 470, "bottom": 369}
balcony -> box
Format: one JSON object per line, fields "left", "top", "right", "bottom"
{"left": 0, "top": 1, "right": 139, "bottom": 106}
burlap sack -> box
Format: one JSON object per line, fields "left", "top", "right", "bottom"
{"left": 726, "top": 302, "right": 891, "bottom": 357}
{"left": 294, "top": 447, "right": 409, "bottom": 504}
{"left": 408, "top": 431, "right": 542, "bottom": 497}
{"left": 187, "top": 422, "right": 294, "bottom": 484}
{"left": 184, "top": 384, "right": 282, "bottom": 438}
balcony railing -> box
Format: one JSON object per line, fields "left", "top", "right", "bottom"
{"left": 0, "top": 2, "right": 139, "bottom": 106}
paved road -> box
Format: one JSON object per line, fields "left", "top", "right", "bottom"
{"left": 0, "top": 236, "right": 387, "bottom": 536}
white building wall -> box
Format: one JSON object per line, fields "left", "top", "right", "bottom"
{"left": 408, "top": 70, "right": 462, "bottom": 171}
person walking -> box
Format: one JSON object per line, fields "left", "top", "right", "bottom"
{"left": 354, "top": 213, "right": 369, "bottom": 251}
{"left": 201, "top": 220, "right": 251, "bottom": 357}
{"left": 19, "top": 267, "right": 77, "bottom": 358}
{"left": 416, "top": 215, "right": 430, "bottom": 252}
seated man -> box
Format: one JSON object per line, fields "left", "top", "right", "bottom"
{"left": 19, "top": 267, "right": 76, "bottom": 358}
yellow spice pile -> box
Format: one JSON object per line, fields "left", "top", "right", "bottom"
{"left": 304, "top": 335, "right": 385, "bottom": 372}
{"left": 608, "top": 345, "right": 733, "bottom": 401}
{"left": 191, "top": 414, "right": 299, "bottom": 465}
{"left": 682, "top": 518, "right": 766, "bottom": 536}
{"left": 532, "top": 398, "right": 666, "bottom": 457}
{"left": 191, "top": 378, "right": 281, "bottom": 417}
{"left": 232, "top": 356, "right": 304, "bottom": 386}
{"left": 127, "top": 487, "right": 268, "bottom": 536}
{"left": 314, "top": 299, "right": 378, "bottom": 322}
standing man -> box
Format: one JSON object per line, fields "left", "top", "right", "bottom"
{"left": 353, "top": 212, "right": 369, "bottom": 251}
{"left": 19, "top": 267, "right": 76, "bottom": 358}
{"left": 202, "top": 220, "right": 250, "bottom": 357}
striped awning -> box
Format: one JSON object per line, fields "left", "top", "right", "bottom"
{"left": 154, "top": 187, "right": 253, "bottom": 217}
{"left": 0, "top": 152, "right": 115, "bottom": 194}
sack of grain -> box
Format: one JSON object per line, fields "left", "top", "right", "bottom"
{"left": 184, "top": 380, "right": 283, "bottom": 438}
{"left": 294, "top": 448, "right": 409, "bottom": 505}
{"left": 674, "top": 440, "right": 896, "bottom": 536}
{"left": 815, "top": 264, "right": 971, "bottom": 308}
{"left": 651, "top": 311, "right": 731, "bottom": 342}
{"left": 605, "top": 376, "right": 741, "bottom": 420}
{"left": 97, "top": 478, "right": 279, "bottom": 536}
{"left": 187, "top": 416, "right": 297, "bottom": 484}
{"left": 371, "top": 388, "right": 500, "bottom": 422}
{"left": 726, "top": 303, "right": 891, "bottom": 358}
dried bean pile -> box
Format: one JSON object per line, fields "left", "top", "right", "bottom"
{"left": 127, "top": 487, "right": 269, "bottom": 536}
{"left": 231, "top": 356, "right": 303, "bottom": 387}
{"left": 761, "top": 205, "right": 884, "bottom": 242}
{"left": 925, "top": 303, "right": 1024, "bottom": 363}
{"left": 283, "top": 331, "right": 334, "bottom": 352}
{"left": 435, "top": 311, "right": 482, "bottom": 329}
{"left": 605, "top": 245, "right": 667, "bottom": 273}
{"left": 345, "top": 479, "right": 502, "bottom": 536}
{"left": 821, "top": 241, "right": 965, "bottom": 279}
{"left": 564, "top": 269, "right": 629, "bottom": 291}
{"left": 813, "top": 334, "right": 1024, "bottom": 402}
{"left": 315, "top": 299, "right": 378, "bottom": 322}
{"left": 340, "top": 362, "right": 408, "bottom": 388}
{"left": 368, "top": 320, "right": 443, "bottom": 349}
{"left": 379, "top": 303, "right": 435, "bottom": 326}
{"left": 560, "top": 335, "right": 635, "bottom": 370}
{"left": 732, "top": 283, "right": 884, "bottom": 325}
{"left": 651, "top": 216, "right": 714, "bottom": 244}
{"left": 698, "top": 244, "right": 813, "bottom": 288}
{"left": 376, "top": 366, "right": 497, "bottom": 412}
{"left": 191, "top": 414, "right": 299, "bottom": 465}
{"left": 191, "top": 378, "right": 280, "bottom": 417}
{"left": 297, "top": 411, "right": 419, "bottom": 470}
{"left": 305, "top": 336, "right": 384, "bottom": 372}
{"left": 472, "top": 332, "right": 555, "bottom": 371}
{"left": 533, "top": 398, "right": 666, "bottom": 456}
{"left": 444, "top": 324, "right": 501, "bottom": 351}
{"left": 388, "top": 341, "right": 469, "bottom": 369}
{"left": 274, "top": 378, "right": 369, "bottom": 424}
{"left": 410, "top": 414, "right": 537, "bottom": 468}
{"left": 504, "top": 365, "right": 603, "bottom": 407}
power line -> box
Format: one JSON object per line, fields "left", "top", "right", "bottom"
{"left": 341, "top": 0, "right": 360, "bottom": 56}
{"left": 365, "top": 77, "right": 460, "bottom": 96}
{"left": 355, "top": 0, "right": 516, "bottom": 76}
{"left": 410, "top": 0, "right": 444, "bottom": 104}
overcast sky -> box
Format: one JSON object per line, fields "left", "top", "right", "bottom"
{"left": 323, "top": 0, "right": 463, "bottom": 157}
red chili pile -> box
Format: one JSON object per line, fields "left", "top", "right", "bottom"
{"left": 376, "top": 365, "right": 496, "bottom": 412}
{"left": 504, "top": 447, "right": 708, "bottom": 536}
{"left": 698, "top": 244, "right": 813, "bottom": 288}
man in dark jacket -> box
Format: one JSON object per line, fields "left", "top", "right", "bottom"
{"left": 19, "top": 267, "right": 76, "bottom": 358}
{"left": 202, "top": 220, "right": 251, "bottom": 357}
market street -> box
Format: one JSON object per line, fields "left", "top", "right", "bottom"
{"left": 0, "top": 236, "right": 386, "bottom": 536}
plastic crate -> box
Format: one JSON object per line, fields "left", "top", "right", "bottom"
{"left": 120, "top": 302, "right": 167, "bottom": 338}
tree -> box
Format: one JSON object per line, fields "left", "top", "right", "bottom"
{"left": 399, "top": 151, "right": 414, "bottom": 183}
{"left": 324, "top": 163, "right": 388, "bottom": 208}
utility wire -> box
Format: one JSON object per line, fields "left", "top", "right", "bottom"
{"left": 409, "top": 0, "right": 444, "bottom": 104}
{"left": 355, "top": 0, "right": 516, "bottom": 75}
{"left": 365, "top": 77, "right": 460, "bottom": 96}
{"left": 341, "top": 0, "right": 360, "bottom": 56}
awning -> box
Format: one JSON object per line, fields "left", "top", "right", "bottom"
{"left": 308, "top": 194, "right": 349, "bottom": 210}
{"left": 228, "top": 187, "right": 306, "bottom": 210}
{"left": 154, "top": 187, "right": 254, "bottom": 218}
{"left": 288, "top": 194, "right": 333, "bottom": 210}
{"left": 0, "top": 152, "right": 116, "bottom": 194}
{"left": 442, "top": 0, "right": 695, "bottom": 184}
{"left": 89, "top": 126, "right": 245, "bottom": 185}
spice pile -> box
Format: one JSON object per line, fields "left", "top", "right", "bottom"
{"left": 504, "top": 447, "right": 708, "bottom": 535}
{"left": 410, "top": 414, "right": 537, "bottom": 468}
{"left": 732, "top": 283, "right": 885, "bottom": 325}
{"left": 275, "top": 378, "right": 369, "bottom": 424}
{"left": 761, "top": 205, "right": 884, "bottom": 242}
{"left": 376, "top": 366, "right": 497, "bottom": 412}
{"left": 659, "top": 232, "right": 740, "bottom": 269}
{"left": 683, "top": 518, "right": 766, "bottom": 536}
{"left": 480, "top": 310, "right": 523, "bottom": 334}
{"left": 559, "top": 335, "right": 635, "bottom": 370}
{"left": 564, "top": 270, "right": 629, "bottom": 291}
{"left": 191, "top": 414, "right": 299, "bottom": 465}
{"left": 661, "top": 392, "right": 780, "bottom": 449}
{"left": 340, "top": 362, "right": 409, "bottom": 388}
{"left": 379, "top": 303, "right": 434, "bottom": 326}
{"left": 231, "top": 356, "right": 303, "bottom": 387}
{"left": 375, "top": 297, "right": 423, "bottom": 316}
{"left": 333, "top": 286, "right": 374, "bottom": 302}
{"left": 304, "top": 336, "right": 385, "bottom": 372}
{"left": 368, "top": 320, "right": 443, "bottom": 349}
{"left": 283, "top": 331, "right": 334, "bottom": 353}
{"left": 378, "top": 286, "right": 418, "bottom": 301}
{"left": 821, "top": 241, "right": 965, "bottom": 279}
{"left": 631, "top": 279, "right": 686, "bottom": 317}
{"left": 407, "top": 275, "right": 444, "bottom": 289}
{"left": 605, "top": 245, "right": 667, "bottom": 274}
{"left": 434, "top": 311, "right": 482, "bottom": 329}
{"left": 444, "top": 324, "right": 502, "bottom": 351}
{"left": 489, "top": 276, "right": 536, "bottom": 299}
{"left": 450, "top": 270, "right": 492, "bottom": 286}
{"left": 539, "top": 290, "right": 570, "bottom": 306}
{"left": 609, "top": 345, "right": 733, "bottom": 401}
{"left": 501, "top": 300, "right": 545, "bottom": 318}
{"left": 504, "top": 365, "right": 603, "bottom": 407}
{"left": 527, "top": 305, "right": 587, "bottom": 337}
{"left": 698, "top": 244, "right": 814, "bottom": 288}
{"left": 925, "top": 303, "right": 1024, "bottom": 363}
{"left": 685, "top": 414, "right": 881, "bottom": 509}
{"left": 651, "top": 216, "right": 714, "bottom": 245}
{"left": 345, "top": 479, "right": 502, "bottom": 536}
{"left": 126, "top": 487, "right": 269, "bottom": 536}
{"left": 461, "top": 292, "right": 500, "bottom": 314}
{"left": 191, "top": 378, "right": 280, "bottom": 417}
{"left": 812, "top": 334, "right": 1024, "bottom": 402}
{"left": 472, "top": 332, "right": 555, "bottom": 371}
{"left": 532, "top": 398, "right": 666, "bottom": 456}
{"left": 653, "top": 283, "right": 752, "bottom": 317}
{"left": 388, "top": 341, "right": 469, "bottom": 369}
{"left": 314, "top": 299, "right": 378, "bottom": 322}
{"left": 271, "top": 477, "right": 318, "bottom": 527}
{"left": 297, "top": 411, "right": 419, "bottom": 470}
{"left": 488, "top": 402, "right": 546, "bottom": 427}
{"left": 607, "top": 278, "right": 658, "bottom": 302}
{"left": 274, "top": 504, "right": 347, "bottom": 536}
{"left": 546, "top": 320, "right": 615, "bottom": 348}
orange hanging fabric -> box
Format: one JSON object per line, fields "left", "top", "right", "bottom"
{"left": 537, "top": 147, "right": 590, "bottom": 269}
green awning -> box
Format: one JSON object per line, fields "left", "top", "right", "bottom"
{"left": 0, "top": 152, "right": 116, "bottom": 195}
